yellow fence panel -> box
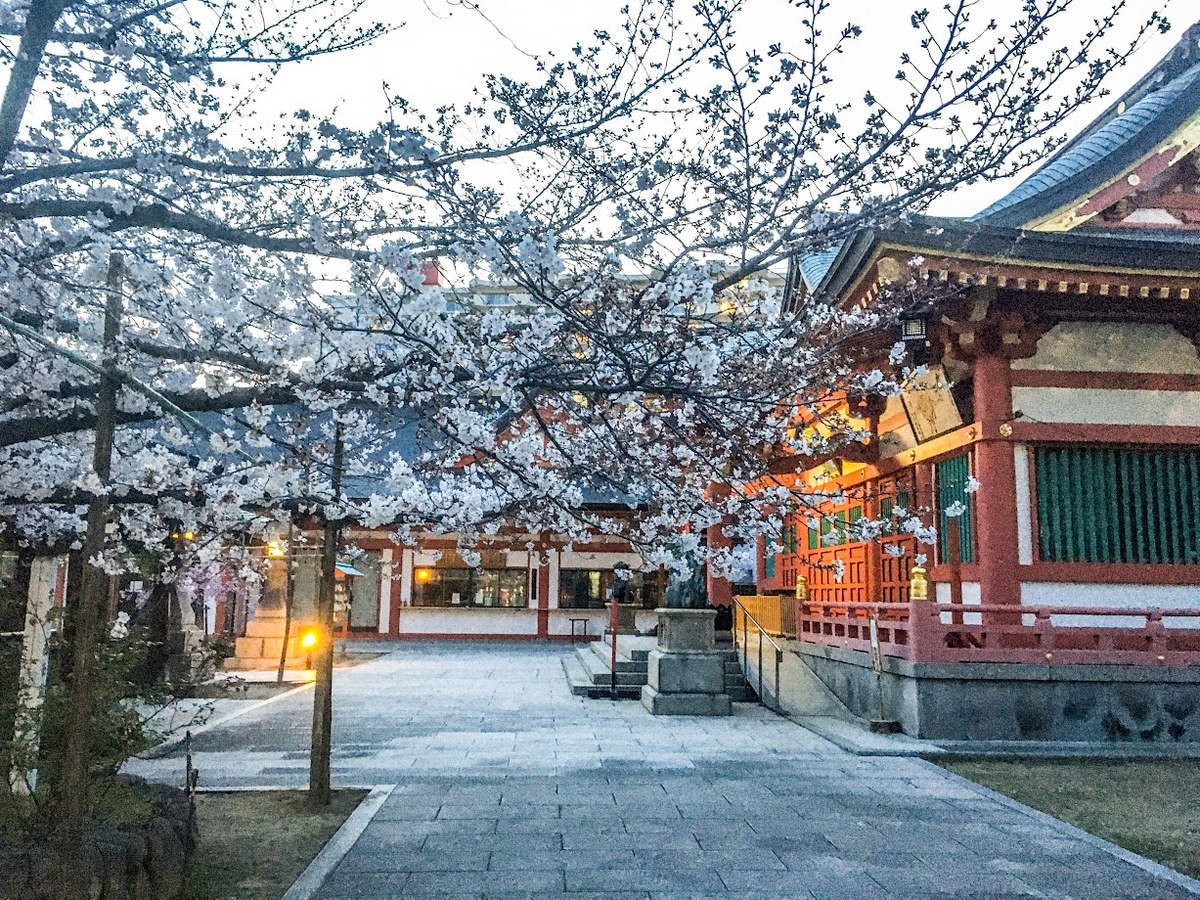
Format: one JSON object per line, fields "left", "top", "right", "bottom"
{"left": 734, "top": 595, "right": 790, "bottom": 637}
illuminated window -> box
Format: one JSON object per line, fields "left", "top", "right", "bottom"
{"left": 412, "top": 568, "right": 527, "bottom": 608}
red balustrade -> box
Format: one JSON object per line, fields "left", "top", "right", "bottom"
{"left": 792, "top": 598, "right": 1200, "bottom": 667}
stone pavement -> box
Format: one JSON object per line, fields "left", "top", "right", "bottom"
{"left": 126, "top": 641, "right": 1199, "bottom": 899}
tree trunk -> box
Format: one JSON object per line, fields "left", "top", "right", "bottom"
{"left": 51, "top": 253, "right": 123, "bottom": 888}
{"left": 0, "top": 0, "right": 68, "bottom": 167}
{"left": 309, "top": 425, "right": 343, "bottom": 807}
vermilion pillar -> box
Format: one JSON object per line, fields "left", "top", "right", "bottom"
{"left": 706, "top": 519, "right": 734, "bottom": 607}
{"left": 971, "top": 352, "right": 1020, "bottom": 606}
{"left": 537, "top": 551, "right": 551, "bottom": 638}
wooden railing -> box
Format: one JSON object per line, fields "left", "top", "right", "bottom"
{"left": 748, "top": 594, "right": 1200, "bottom": 667}
{"left": 799, "top": 600, "right": 912, "bottom": 658}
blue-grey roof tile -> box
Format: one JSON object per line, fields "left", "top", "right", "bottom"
{"left": 975, "top": 61, "right": 1200, "bottom": 223}
{"left": 799, "top": 246, "right": 842, "bottom": 291}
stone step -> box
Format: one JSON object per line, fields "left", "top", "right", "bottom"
{"left": 561, "top": 653, "right": 596, "bottom": 697}
{"left": 587, "top": 639, "right": 646, "bottom": 674}
{"left": 576, "top": 645, "right": 631, "bottom": 679}
{"left": 718, "top": 649, "right": 760, "bottom": 704}
{"left": 597, "top": 634, "right": 658, "bottom": 663}
{"left": 573, "top": 647, "right": 648, "bottom": 687}
{"left": 560, "top": 654, "right": 642, "bottom": 700}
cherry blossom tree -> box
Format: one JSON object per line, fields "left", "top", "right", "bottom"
{"left": 0, "top": 0, "right": 1169, "bottom": 870}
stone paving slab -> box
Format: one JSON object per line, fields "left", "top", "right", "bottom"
{"left": 125, "top": 640, "right": 1200, "bottom": 899}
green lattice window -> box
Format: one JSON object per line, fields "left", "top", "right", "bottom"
{"left": 843, "top": 505, "right": 863, "bottom": 543}
{"left": 782, "top": 524, "right": 799, "bottom": 554}
{"left": 1036, "top": 446, "right": 1200, "bottom": 564}
{"left": 937, "top": 454, "right": 975, "bottom": 563}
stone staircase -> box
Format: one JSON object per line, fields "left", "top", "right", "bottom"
{"left": 561, "top": 634, "right": 654, "bottom": 699}
{"left": 720, "top": 641, "right": 757, "bottom": 703}
{"left": 562, "top": 633, "right": 756, "bottom": 703}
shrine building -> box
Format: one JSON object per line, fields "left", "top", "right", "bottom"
{"left": 741, "top": 23, "right": 1200, "bottom": 742}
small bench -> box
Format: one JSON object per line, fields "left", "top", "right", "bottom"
{"left": 568, "top": 618, "right": 589, "bottom": 641}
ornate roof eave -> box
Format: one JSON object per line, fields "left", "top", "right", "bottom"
{"left": 813, "top": 217, "right": 1200, "bottom": 312}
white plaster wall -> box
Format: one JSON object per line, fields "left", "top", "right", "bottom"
{"left": 399, "top": 549, "right": 414, "bottom": 607}
{"left": 936, "top": 582, "right": 981, "bottom": 624}
{"left": 546, "top": 608, "right": 607, "bottom": 637}
{"left": 548, "top": 549, "right": 560, "bottom": 610}
{"left": 1012, "top": 322, "right": 1200, "bottom": 374}
{"left": 544, "top": 608, "right": 660, "bottom": 636}
{"left": 559, "top": 551, "right": 644, "bottom": 569}
{"left": 1012, "top": 387, "right": 1200, "bottom": 426}
{"left": 635, "top": 609, "right": 659, "bottom": 633}
{"left": 1021, "top": 582, "right": 1200, "bottom": 628}
{"left": 396, "top": 608, "right": 539, "bottom": 636}
{"left": 378, "top": 549, "right": 392, "bottom": 635}
{"left": 1014, "top": 444, "right": 1034, "bottom": 566}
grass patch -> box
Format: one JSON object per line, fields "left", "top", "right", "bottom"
{"left": 940, "top": 758, "right": 1200, "bottom": 879}
{"left": 185, "top": 790, "right": 366, "bottom": 900}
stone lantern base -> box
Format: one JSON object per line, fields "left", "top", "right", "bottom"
{"left": 640, "top": 608, "right": 731, "bottom": 716}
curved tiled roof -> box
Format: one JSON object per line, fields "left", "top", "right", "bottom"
{"left": 974, "top": 60, "right": 1200, "bottom": 227}
{"left": 798, "top": 245, "right": 843, "bottom": 291}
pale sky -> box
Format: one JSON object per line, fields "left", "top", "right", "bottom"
{"left": 252, "top": 0, "right": 1184, "bottom": 218}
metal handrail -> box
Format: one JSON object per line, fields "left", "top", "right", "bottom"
{"left": 732, "top": 596, "right": 786, "bottom": 713}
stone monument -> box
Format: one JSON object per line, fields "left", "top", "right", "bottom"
{"left": 640, "top": 551, "right": 731, "bottom": 716}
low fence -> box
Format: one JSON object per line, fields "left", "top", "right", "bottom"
{"left": 733, "top": 595, "right": 797, "bottom": 639}
{"left": 736, "top": 595, "right": 1200, "bottom": 667}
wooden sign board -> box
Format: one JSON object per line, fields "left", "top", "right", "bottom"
{"left": 901, "top": 365, "right": 963, "bottom": 443}
{"left": 869, "top": 614, "right": 883, "bottom": 675}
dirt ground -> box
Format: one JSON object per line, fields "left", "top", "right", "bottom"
{"left": 940, "top": 757, "right": 1200, "bottom": 880}
{"left": 185, "top": 790, "right": 366, "bottom": 900}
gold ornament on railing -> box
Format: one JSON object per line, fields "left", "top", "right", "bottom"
{"left": 909, "top": 565, "right": 929, "bottom": 600}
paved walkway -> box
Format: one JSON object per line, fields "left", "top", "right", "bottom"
{"left": 127, "top": 641, "right": 1198, "bottom": 899}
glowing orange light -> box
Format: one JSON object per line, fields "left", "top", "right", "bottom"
{"left": 183, "top": 531, "right": 195, "bottom": 541}
{"left": 415, "top": 568, "right": 433, "bottom": 582}
{"left": 266, "top": 540, "right": 285, "bottom": 558}
{"left": 300, "top": 630, "right": 318, "bottom": 650}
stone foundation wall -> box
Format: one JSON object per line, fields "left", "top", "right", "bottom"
{"left": 1, "top": 781, "right": 194, "bottom": 899}
{"left": 796, "top": 643, "right": 1200, "bottom": 742}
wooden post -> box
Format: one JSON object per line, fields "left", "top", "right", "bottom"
{"left": 609, "top": 593, "right": 619, "bottom": 699}
{"left": 9, "top": 555, "right": 65, "bottom": 794}
{"left": 946, "top": 518, "right": 963, "bottom": 623}
{"left": 53, "top": 252, "right": 123, "bottom": 877}
{"left": 276, "top": 520, "right": 295, "bottom": 685}
{"left": 309, "top": 424, "right": 343, "bottom": 807}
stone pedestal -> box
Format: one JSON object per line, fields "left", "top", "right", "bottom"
{"left": 226, "top": 609, "right": 309, "bottom": 670}
{"left": 225, "top": 555, "right": 310, "bottom": 671}
{"left": 641, "top": 608, "right": 731, "bottom": 716}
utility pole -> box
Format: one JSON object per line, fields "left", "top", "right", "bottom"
{"left": 309, "top": 423, "right": 343, "bottom": 807}
{"left": 53, "top": 253, "right": 123, "bottom": 879}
